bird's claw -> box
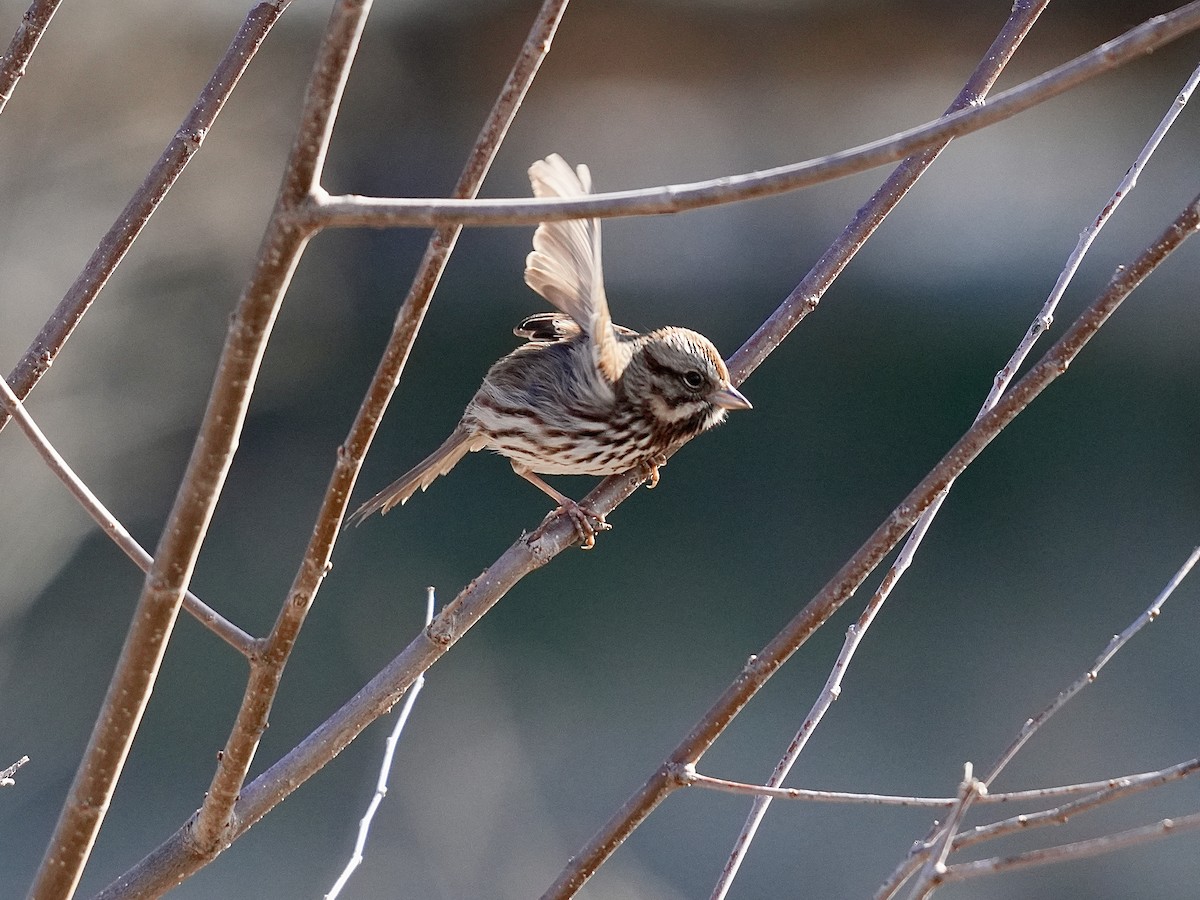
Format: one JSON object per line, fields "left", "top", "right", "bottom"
{"left": 560, "top": 500, "right": 610, "bottom": 550}
{"left": 640, "top": 454, "right": 668, "bottom": 490}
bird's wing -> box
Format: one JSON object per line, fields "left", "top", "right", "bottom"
{"left": 524, "top": 154, "right": 624, "bottom": 382}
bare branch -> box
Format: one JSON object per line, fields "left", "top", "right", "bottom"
{"left": 939, "top": 812, "right": 1200, "bottom": 884}
{"left": 985, "top": 545, "right": 1200, "bottom": 787}
{"left": 681, "top": 759, "right": 1200, "bottom": 810}
{"left": 0, "top": 0, "right": 62, "bottom": 114}
{"left": 0, "top": 0, "right": 290, "bottom": 437}
{"left": 0, "top": 376, "right": 256, "bottom": 656}
{"left": 878, "top": 546, "right": 1200, "bottom": 898}
{"left": 954, "top": 758, "right": 1200, "bottom": 852}
{"left": 27, "top": 1, "right": 313, "bottom": 895}
{"left": 294, "top": 2, "right": 1200, "bottom": 231}
{"left": 725, "top": 52, "right": 1200, "bottom": 899}
{"left": 542, "top": 189, "right": 1200, "bottom": 898}
{"left": 713, "top": 3, "right": 1054, "bottom": 885}
{"left": 92, "top": 0, "right": 572, "bottom": 895}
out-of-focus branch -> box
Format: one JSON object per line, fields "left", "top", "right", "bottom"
{"left": 0, "top": 0, "right": 289, "bottom": 437}
{"left": 0, "top": 0, "right": 62, "bottom": 114}
{"left": 26, "top": 2, "right": 308, "bottom": 898}
{"left": 0, "top": 377, "right": 256, "bottom": 656}
{"left": 295, "top": 1, "right": 1200, "bottom": 230}
{"left": 92, "top": 1, "right": 572, "bottom": 896}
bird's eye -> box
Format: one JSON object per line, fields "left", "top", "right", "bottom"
{"left": 681, "top": 370, "right": 705, "bottom": 391}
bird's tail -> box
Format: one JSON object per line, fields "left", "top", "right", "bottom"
{"left": 346, "top": 424, "right": 484, "bottom": 528}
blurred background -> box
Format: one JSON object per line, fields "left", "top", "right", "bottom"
{"left": 1, "top": 0, "right": 1199, "bottom": 897}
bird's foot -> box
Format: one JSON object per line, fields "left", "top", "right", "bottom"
{"left": 640, "top": 453, "right": 668, "bottom": 490}
{"left": 559, "top": 499, "right": 610, "bottom": 550}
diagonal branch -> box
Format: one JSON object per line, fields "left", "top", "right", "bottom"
{"left": 0, "top": 0, "right": 62, "bottom": 115}
{"left": 293, "top": 1, "right": 1200, "bottom": 230}
{"left": 542, "top": 190, "right": 1200, "bottom": 898}
{"left": 0, "top": 376, "right": 256, "bottom": 656}
{"left": 709, "top": 5, "right": 1050, "bottom": 893}
{"left": 1, "top": 0, "right": 290, "bottom": 437}
{"left": 719, "top": 39, "right": 1200, "bottom": 900}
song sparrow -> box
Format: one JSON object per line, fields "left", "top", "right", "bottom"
{"left": 347, "top": 154, "right": 750, "bottom": 547}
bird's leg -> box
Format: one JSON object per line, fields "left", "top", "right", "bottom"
{"left": 513, "top": 463, "right": 610, "bottom": 550}
{"left": 640, "top": 453, "right": 668, "bottom": 490}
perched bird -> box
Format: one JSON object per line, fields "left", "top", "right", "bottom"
{"left": 347, "top": 154, "right": 750, "bottom": 547}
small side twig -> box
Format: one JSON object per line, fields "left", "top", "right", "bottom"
{"left": 938, "top": 812, "right": 1200, "bottom": 884}
{"left": 680, "top": 758, "right": 1200, "bottom": 811}
{"left": 325, "top": 588, "right": 435, "bottom": 900}
{"left": 953, "top": 758, "right": 1200, "bottom": 853}
{"left": 1, "top": 756, "right": 30, "bottom": 786}
{"left": 0, "top": 377, "right": 256, "bottom": 656}
{"left": 877, "top": 545, "right": 1200, "bottom": 898}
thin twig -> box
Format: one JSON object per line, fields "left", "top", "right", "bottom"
{"left": 877, "top": 546, "right": 1200, "bottom": 898}
{"left": 907, "top": 764, "right": 986, "bottom": 899}
{"left": 680, "top": 759, "right": 1200, "bottom": 809}
{"left": 987, "top": 545, "right": 1200, "bottom": 785}
{"left": 325, "top": 587, "right": 435, "bottom": 900}
{"left": 0, "top": 0, "right": 62, "bottom": 114}
{"left": 0, "top": 377, "right": 256, "bottom": 656}
{"left": 92, "top": 1, "right": 571, "bottom": 896}
{"left": 1, "top": 755, "right": 30, "bottom": 786}
{"left": 938, "top": 811, "right": 1200, "bottom": 883}
{"left": 0, "top": 0, "right": 290, "bottom": 437}
{"left": 953, "top": 758, "right": 1200, "bottom": 852}
{"left": 294, "top": 2, "right": 1200, "bottom": 231}
{"left": 708, "top": 11, "right": 1051, "bottom": 895}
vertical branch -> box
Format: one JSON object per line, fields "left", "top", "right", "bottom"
{"left": 93, "top": 2, "right": 572, "bottom": 896}
{"left": 192, "top": 0, "right": 571, "bottom": 853}
{"left": 1, "top": 0, "right": 289, "bottom": 435}
{"left": 0, "top": 0, "right": 62, "bottom": 114}
{"left": 25, "top": 2, "right": 356, "bottom": 897}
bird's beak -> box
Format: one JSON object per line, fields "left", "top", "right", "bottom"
{"left": 712, "top": 384, "right": 752, "bottom": 410}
